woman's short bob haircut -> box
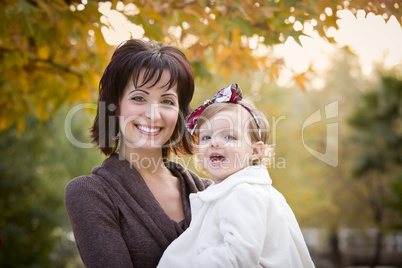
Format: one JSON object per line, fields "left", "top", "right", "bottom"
{"left": 91, "top": 39, "right": 195, "bottom": 159}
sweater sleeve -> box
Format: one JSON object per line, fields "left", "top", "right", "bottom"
{"left": 200, "top": 177, "right": 213, "bottom": 189}
{"left": 65, "top": 176, "right": 134, "bottom": 268}
{"left": 192, "top": 185, "right": 268, "bottom": 268}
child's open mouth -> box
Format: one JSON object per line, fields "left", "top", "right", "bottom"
{"left": 210, "top": 154, "right": 225, "bottom": 163}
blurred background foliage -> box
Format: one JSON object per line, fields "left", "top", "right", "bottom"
{"left": 1, "top": 0, "right": 402, "bottom": 267}
{"left": 1, "top": 0, "right": 402, "bottom": 130}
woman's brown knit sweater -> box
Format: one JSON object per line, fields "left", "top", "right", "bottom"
{"left": 65, "top": 154, "right": 211, "bottom": 268}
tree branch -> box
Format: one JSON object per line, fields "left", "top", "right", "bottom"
{"left": 30, "top": 56, "right": 84, "bottom": 84}
{"left": 1, "top": 46, "right": 84, "bottom": 84}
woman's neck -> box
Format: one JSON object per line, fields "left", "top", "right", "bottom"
{"left": 122, "top": 145, "right": 168, "bottom": 176}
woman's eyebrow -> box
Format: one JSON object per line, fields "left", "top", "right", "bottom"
{"left": 128, "top": 89, "right": 149, "bottom": 95}
{"left": 162, "top": 93, "right": 178, "bottom": 99}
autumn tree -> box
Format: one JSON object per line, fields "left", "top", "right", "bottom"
{"left": 347, "top": 72, "right": 402, "bottom": 267}
{"left": 1, "top": 0, "right": 402, "bottom": 130}
{"left": 0, "top": 106, "right": 104, "bottom": 267}
{"left": 2, "top": 1, "right": 401, "bottom": 266}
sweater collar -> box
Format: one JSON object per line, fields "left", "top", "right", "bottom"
{"left": 195, "top": 165, "right": 272, "bottom": 202}
{"left": 91, "top": 153, "right": 205, "bottom": 248}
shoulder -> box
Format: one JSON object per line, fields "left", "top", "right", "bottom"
{"left": 64, "top": 174, "right": 113, "bottom": 209}
{"left": 226, "top": 166, "right": 273, "bottom": 199}
{"left": 222, "top": 182, "right": 271, "bottom": 208}
{"left": 215, "top": 183, "right": 270, "bottom": 224}
{"left": 65, "top": 175, "right": 105, "bottom": 195}
{"left": 228, "top": 182, "right": 261, "bottom": 196}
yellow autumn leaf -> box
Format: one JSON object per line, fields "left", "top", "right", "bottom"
{"left": 183, "top": 3, "right": 207, "bottom": 18}
{"left": 232, "top": 26, "right": 241, "bottom": 46}
{"left": 37, "top": 46, "right": 50, "bottom": 59}
{"left": 293, "top": 72, "right": 310, "bottom": 92}
{"left": 208, "top": 19, "right": 225, "bottom": 35}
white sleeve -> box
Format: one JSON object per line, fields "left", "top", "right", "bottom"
{"left": 192, "top": 185, "right": 268, "bottom": 268}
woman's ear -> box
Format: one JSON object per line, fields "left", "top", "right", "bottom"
{"left": 251, "top": 141, "right": 264, "bottom": 162}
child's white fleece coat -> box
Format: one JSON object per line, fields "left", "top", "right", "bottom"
{"left": 157, "top": 165, "right": 315, "bottom": 268}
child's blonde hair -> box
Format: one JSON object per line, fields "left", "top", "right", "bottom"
{"left": 193, "top": 101, "right": 274, "bottom": 174}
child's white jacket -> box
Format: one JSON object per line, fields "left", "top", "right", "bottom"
{"left": 157, "top": 165, "right": 315, "bottom": 268}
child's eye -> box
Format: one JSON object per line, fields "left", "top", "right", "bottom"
{"left": 161, "top": 99, "right": 175, "bottom": 106}
{"left": 225, "top": 135, "right": 236, "bottom": 140}
{"left": 201, "top": 135, "right": 211, "bottom": 141}
{"left": 131, "top": 96, "right": 145, "bottom": 102}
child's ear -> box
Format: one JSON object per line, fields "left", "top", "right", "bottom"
{"left": 251, "top": 141, "right": 264, "bottom": 161}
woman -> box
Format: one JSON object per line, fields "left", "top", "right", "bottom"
{"left": 65, "top": 39, "right": 212, "bottom": 268}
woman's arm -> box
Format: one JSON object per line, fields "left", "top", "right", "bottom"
{"left": 65, "top": 176, "right": 134, "bottom": 268}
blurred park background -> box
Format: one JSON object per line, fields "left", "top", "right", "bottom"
{"left": 1, "top": 0, "right": 402, "bottom": 267}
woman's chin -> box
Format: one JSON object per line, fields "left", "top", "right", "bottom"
{"left": 123, "top": 140, "right": 167, "bottom": 151}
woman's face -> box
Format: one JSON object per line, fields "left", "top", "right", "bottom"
{"left": 119, "top": 69, "right": 179, "bottom": 152}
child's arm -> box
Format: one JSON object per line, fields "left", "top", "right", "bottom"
{"left": 192, "top": 185, "right": 268, "bottom": 268}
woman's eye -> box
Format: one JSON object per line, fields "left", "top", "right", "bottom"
{"left": 225, "top": 135, "right": 236, "bottom": 140}
{"left": 131, "top": 96, "right": 145, "bottom": 102}
{"left": 161, "top": 99, "right": 175, "bottom": 106}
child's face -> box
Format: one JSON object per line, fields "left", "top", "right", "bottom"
{"left": 197, "top": 107, "right": 259, "bottom": 184}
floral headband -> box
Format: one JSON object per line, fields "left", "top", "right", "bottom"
{"left": 185, "top": 83, "right": 261, "bottom": 137}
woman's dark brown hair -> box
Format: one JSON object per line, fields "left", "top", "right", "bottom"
{"left": 91, "top": 39, "right": 195, "bottom": 159}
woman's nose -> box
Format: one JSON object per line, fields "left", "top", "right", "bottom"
{"left": 145, "top": 103, "right": 161, "bottom": 121}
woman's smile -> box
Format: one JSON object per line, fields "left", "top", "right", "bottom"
{"left": 136, "top": 124, "right": 163, "bottom": 136}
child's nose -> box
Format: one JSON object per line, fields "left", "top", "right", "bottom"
{"left": 211, "top": 136, "right": 223, "bottom": 148}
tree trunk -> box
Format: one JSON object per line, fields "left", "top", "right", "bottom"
{"left": 369, "top": 205, "right": 384, "bottom": 268}
{"left": 370, "top": 229, "right": 383, "bottom": 268}
{"left": 329, "top": 227, "right": 342, "bottom": 268}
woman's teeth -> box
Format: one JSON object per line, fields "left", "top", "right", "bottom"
{"left": 137, "top": 125, "right": 161, "bottom": 133}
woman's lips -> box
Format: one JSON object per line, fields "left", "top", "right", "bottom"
{"left": 136, "top": 124, "right": 162, "bottom": 136}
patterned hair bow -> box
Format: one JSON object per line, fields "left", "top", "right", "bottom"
{"left": 185, "top": 83, "right": 261, "bottom": 137}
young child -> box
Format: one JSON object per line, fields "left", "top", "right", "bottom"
{"left": 157, "top": 84, "right": 315, "bottom": 268}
